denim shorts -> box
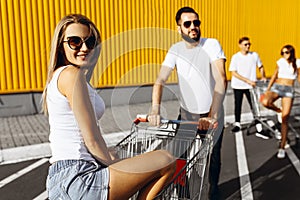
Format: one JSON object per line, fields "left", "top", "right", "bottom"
{"left": 270, "top": 83, "right": 294, "bottom": 98}
{"left": 46, "top": 160, "right": 109, "bottom": 200}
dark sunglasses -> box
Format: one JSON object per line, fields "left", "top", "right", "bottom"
{"left": 181, "top": 20, "right": 201, "bottom": 28}
{"left": 63, "top": 36, "right": 96, "bottom": 50}
{"left": 243, "top": 43, "right": 251, "bottom": 46}
{"left": 281, "top": 51, "right": 290, "bottom": 55}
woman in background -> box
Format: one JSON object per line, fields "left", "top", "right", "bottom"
{"left": 262, "top": 44, "right": 300, "bottom": 159}
{"left": 43, "top": 14, "right": 175, "bottom": 199}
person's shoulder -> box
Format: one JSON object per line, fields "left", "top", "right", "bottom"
{"left": 277, "top": 57, "right": 285, "bottom": 62}
{"left": 248, "top": 51, "right": 258, "bottom": 56}
{"left": 171, "top": 41, "right": 185, "bottom": 48}
{"left": 276, "top": 57, "right": 285, "bottom": 65}
{"left": 60, "top": 65, "right": 81, "bottom": 78}
{"left": 232, "top": 51, "right": 240, "bottom": 56}
{"left": 58, "top": 65, "right": 84, "bottom": 87}
{"left": 200, "top": 37, "right": 220, "bottom": 45}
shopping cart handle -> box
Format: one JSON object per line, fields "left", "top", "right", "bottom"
{"left": 133, "top": 114, "right": 147, "bottom": 124}
{"left": 134, "top": 114, "right": 198, "bottom": 125}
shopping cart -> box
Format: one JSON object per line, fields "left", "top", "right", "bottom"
{"left": 247, "top": 81, "right": 280, "bottom": 136}
{"left": 247, "top": 81, "right": 300, "bottom": 144}
{"left": 114, "top": 115, "right": 216, "bottom": 200}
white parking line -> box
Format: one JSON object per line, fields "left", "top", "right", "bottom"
{"left": 0, "top": 158, "right": 49, "bottom": 188}
{"left": 33, "top": 190, "right": 48, "bottom": 200}
{"left": 235, "top": 131, "right": 254, "bottom": 200}
{"left": 286, "top": 147, "right": 300, "bottom": 175}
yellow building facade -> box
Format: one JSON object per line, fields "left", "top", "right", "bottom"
{"left": 0, "top": 0, "right": 299, "bottom": 94}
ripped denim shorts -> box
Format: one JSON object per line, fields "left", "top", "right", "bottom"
{"left": 270, "top": 83, "right": 294, "bottom": 98}
{"left": 46, "top": 160, "right": 109, "bottom": 200}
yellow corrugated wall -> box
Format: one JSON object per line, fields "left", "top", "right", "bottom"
{"left": 0, "top": 0, "right": 299, "bottom": 93}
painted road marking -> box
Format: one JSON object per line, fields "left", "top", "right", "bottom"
{"left": 0, "top": 158, "right": 49, "bottom": 188}
{"left": 286, "top": 147, "right": 300, "bottom": 175}
{"left": 235, "top": 131, "right": 254, "bottom": 200}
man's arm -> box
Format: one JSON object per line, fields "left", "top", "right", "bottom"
{"left": 197, "top": 58, "right": 227, "bottom": 130}
{"left": 259, "top": 65, "right": 267, "bottom": 81}
{"left": 149, "top": 65, "right": 173, "bottom": 126}
{"left": 209, "top": 58, "right": 227, "bottom": 120}
{"left": 231, "top": 70, "right": 256, "bottom": 87}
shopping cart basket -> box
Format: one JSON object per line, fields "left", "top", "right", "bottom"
{"left": 114, "top": 115, "right": 216, "bottom": 200}
{"left": 247, "top": 81, "right": 280, "bottom": 136}
{"left": 247, "top": 81, "right": 300, "bottom": 144}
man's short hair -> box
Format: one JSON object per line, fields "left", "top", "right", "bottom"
{"left": 239, "top": 37, "right": 250, "bottom": 44}
{"left": 175, "top": 7, "right": 199, "bottom": 25}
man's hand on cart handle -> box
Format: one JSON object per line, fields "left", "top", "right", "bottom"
{"left": 198, "top": 117, "right": 218, "bottom": 130}
{"left": 247, "top": 80, "right": 256, "bottom": 87}
{"left": 136, "top": 114, "right": 218, "bottom": 130}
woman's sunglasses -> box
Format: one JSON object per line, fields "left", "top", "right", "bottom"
{"left": 181, "top": 20, "right": 201, "bottom": 28}
{"left": 63, "top": 36, "right": 96, "bottom": 50}
{"left": 281, "top": 51, "right": 290, "bottom": 55}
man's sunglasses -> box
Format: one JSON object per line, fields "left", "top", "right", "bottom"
{"left": 181, "top": 20, "right": 201, "bottom": 28}
{"left": 243, "top": 43, "right": 251, "bottom": 46}
{"left": 63, "top": 36, "right": 97, "bottom": 50}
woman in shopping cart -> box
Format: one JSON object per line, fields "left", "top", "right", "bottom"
{"left": 42, "top": 14, "right": 176, "bottom": 199}
{"left": 262, "top": 45, "right": 300, "bottom": 159}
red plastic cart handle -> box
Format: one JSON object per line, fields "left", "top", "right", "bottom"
{"left": 134, "top": 114, "right": 148, "bottom": 124}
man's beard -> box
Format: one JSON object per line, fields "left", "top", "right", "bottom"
{"left": 181, "top": 29, "right": 200, "bottom": 43}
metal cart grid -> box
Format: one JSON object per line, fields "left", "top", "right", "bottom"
{"left": 115, "top": 121, "right": 215, "bottom": 200}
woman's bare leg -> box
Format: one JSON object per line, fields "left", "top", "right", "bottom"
{"left": 108, "top": 150, "right": 176, "bottom": 200}
{"left": 279, "top": 97, "right": 293, "bottom": 149}
{"left": 261, "top": 91, "right": 281, "bottom": 112}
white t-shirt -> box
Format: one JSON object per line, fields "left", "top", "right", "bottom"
{"left": 229, "top": 51, "right": 262, "bottom": 89}
{"left": 277, "top": 58, "right": 300, "bottom": 80}
{"left": 162, "top": 38, "right": 226, "bottom": 114}
{"left": 47, "top": 66, "right": 105, "bottom": 163}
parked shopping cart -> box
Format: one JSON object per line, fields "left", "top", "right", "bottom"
{"left": 114, "top": 115, "right": 216, "bottom": 200}
{"left": 247, "top": 81, "right": 280, "bottom": 137}
{"left": 248, "top": 81, "right": 300, "bottom": 144}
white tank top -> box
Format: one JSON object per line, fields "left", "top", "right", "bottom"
{"left": 47, "top": 66, "right": 105, "bottom": 163}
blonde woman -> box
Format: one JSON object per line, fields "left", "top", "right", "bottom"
{"left": 262, "top": 45, "right": 300, "bottom": 159}
{"left": 43, "top": 14, "right": 175, "bottom": 199}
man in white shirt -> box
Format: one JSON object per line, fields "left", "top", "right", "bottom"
{"left": 229, "top": 37, "right": 270, "bottom": 139}
{"left": 148, "top": 7, "right": 227, "bottom": 200}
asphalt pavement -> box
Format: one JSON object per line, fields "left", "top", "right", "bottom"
{"left": 1, "top": 86, "right": 298, "bottom": 164}
{"left": 1, "top": 86, "right": 300, "bottom": 200}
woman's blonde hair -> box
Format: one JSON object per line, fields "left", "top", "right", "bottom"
{"left": 41, "top": 14, "right": 101, "bottom": 115}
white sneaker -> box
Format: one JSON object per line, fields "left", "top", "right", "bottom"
{"left": 284, "top": 143, "right": 290, "bottom": 149}
{"left": 255, "top": 131, "right": 271, "bottom": 139}
{"left": 277, "top": 149, "right": 285, "bottom": 159}
{"left": 277, "top": 112, "right": 282, "bottom": 123}
{"left": 274, "top": 130, "right": 281, "bottom": 140}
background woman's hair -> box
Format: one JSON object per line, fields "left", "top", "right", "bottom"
{"left": 41, "top": 14, "right": 101, "bottom": 115}
{"left": 282, "top": 44, "right": 297, "bottom": 73}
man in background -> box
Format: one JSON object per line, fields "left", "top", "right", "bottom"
{"left": 229, "top": 37, "right": 273, "bottom": 139}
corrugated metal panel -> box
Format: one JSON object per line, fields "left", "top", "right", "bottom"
{"left": 0, "top": 0, "right": 300, "bottom": 94}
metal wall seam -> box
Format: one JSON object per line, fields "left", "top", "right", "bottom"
{"left": 0, "top": 1, "right": 7, "bottom": 90}
{"left": 2, "top": 0, "right": 13, "bottom": 90}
